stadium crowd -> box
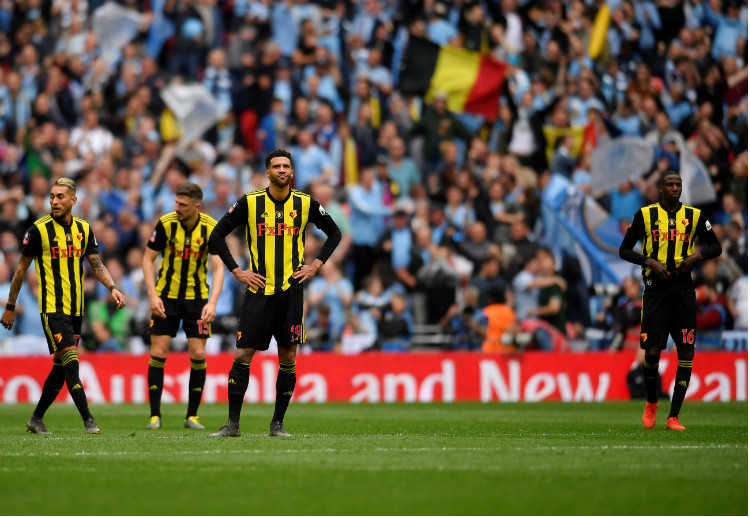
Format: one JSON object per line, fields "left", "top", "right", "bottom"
{"left": 0, "top": 0, "right": 747, "bottom": 355}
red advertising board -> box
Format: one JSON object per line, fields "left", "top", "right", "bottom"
{"left": 0, "top": 352, "right": 746, "bottom": 403}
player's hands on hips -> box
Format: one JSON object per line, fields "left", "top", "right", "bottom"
{"left": 292, "top": 263, "right": 320, "bottom": 283}
{"left": 1, "top": 309, "right": 15, "bottom": 330}
{"left": 150, "top": 294, "right": 167, "bottom": 318}
{"left": 645, "top": 257, "right": 670, "bottom": 279}
{"left": 200, "top": 301, "right": 217, "bottom": 325}
{"left": 678, "top": 252, "right": 702, "bottom": 277}
{"left": 111, "top": 288, "right": 126, "bottom": 309}
{"left": 233, "top": 268, "right": 266, "bottom": 290}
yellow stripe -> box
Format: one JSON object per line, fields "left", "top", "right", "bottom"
{"left": 61, "top": 349, "right": 78, "bottom": 365}
{"left": 263, "top": 195, "right": 276, "bottom": 295}
{"left": 279, "top": 361, "right": 296, "bottom": 373}
{"left": 643, "top": 360, "right": 659, "bottom": 370}
{"left": 149, "top": 358, "right": 166, "bottom": 368}
{"left": 426, "top": 46, "right": 480, "bottom": 113}
{"left": 190, "top": 361, "right": 207, "bottom": 370}
{"left": 248, "top": 194, "right": 259, "bottom": 293}
{"left": 42, "top": 314, "right": 56, "bottom": 352}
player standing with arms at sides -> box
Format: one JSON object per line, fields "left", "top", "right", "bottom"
{"left": 619, "top": 171, "right": 721, "bottom": 430}
{"left": 1, "top": 178, "right": 126, "bottom": 434}
{"left": 208, "top": 149, "right": 341, "bottom": 437}
{"left": 142, "top": 183, "right": 225, "bottom": 430}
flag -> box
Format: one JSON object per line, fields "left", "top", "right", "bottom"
{"left": 542, "top": 125, "right": 587, "bottom": 163}
{"left": 590, "top": 137, "right": 655, "bottom": 195}
{"left": 398, "top": 37, "right": 506, "bottom": 120}
{"left": 160, "top": 84, "right": 227, "bottom": 148}
{"left": 679, "top": 147, "right": 716, "bottom": 206}
{"left": 92, "top": 2, "right": 144, "bottom": 69}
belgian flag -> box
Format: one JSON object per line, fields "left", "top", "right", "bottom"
{"left": 398, "top": 37, "right": 506, "bottom": 121}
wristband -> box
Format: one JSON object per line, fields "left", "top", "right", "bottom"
{"left": 109, "top": 285, "right": 117, "bottom": 292}
{"left": 5, "top": 303, "right": 15, "bottom": 311}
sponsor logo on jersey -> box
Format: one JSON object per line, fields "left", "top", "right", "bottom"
{"left": 256, "top": 222, "right": 301, "bottom": 236}
{"left": 50, "top": 245, "right": 85, "bottom": 259}
{"left": 651, "top": 229, "right": 689, "bottom": 242}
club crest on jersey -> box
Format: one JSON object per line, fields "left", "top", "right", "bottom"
{"left": 640, "top": 333, "right": 647, "bottom": 343}
{"left": 53, "top": 333, "right": 63, "bottom": 343}
{"left": 237, "top": 331, "right": 242, "bottom": 340}
{"left": 195, "top": 237, "right": 204, "bottom": 246}
{"left": 681, "top": 219, "right": 689, "bottom": 227}
{"left": 23, "top": 232, "right": 29, "bottom": 245}
{"left": 289, "top": 210, "right": 297, "bottom": 219}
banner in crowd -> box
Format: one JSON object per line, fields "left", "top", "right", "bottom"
{"left": 398, "top": 36, "right": 506, "bottom": 120}
{"left": 0, "top": 352, "right": 745, "bottom": 404}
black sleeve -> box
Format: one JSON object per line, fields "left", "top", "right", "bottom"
{"left": 695, "top": 212, "right": 722, "bottom": 261}
{"left": 619, "top": 210, "right": 647, "bottom": 266}
{"left": 208, "top": 197, "right": 249, "bottom": 272}
{"left": 85, "top": 224, "right": 100, "bottom": 256}
{"left": 146, "top": 221, "right": 168, "bottom": 251}
{"left": 20, "top": 225, "right": 41, "bottom": 257}
{"left": 307, "top": 198, "right": 342, "bottom": 264}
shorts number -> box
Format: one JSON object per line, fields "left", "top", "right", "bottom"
{"left": 291, "top": 324, "right": 302, "bottom": 343}
{"left": 682, "top": 328, "right": 695, "bottom": 345}
{"left": 196, "top": 320, "right": 210, "bottom": 335}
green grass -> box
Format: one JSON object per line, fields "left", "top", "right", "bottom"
{"left": 0, "top": 402, "right": 746, "bottom": 516}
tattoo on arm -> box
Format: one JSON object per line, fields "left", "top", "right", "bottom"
{"left": 87, "top": 254, "right": 115, "bottom": 289}
{"left": 7, "top": 256, "right": 33, "bottom": 305}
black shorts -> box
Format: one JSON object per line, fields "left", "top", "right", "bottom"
{"left": 150, "top": 298, "right": 211, "bottom": 339}
{"left": 41, "top": 313, "right": 82, "bottom": 354}
{"left": 236, "top": 281, "right": 304, "bottom": 350}
{"left": 640, "top": 289, "right": 697, "bottom": 350}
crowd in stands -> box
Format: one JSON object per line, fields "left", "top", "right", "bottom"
{"left": 0, "top": 0, "right": 746, "bottom": 355}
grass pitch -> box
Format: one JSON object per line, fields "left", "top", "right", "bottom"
{"left": 0, "top": 402, "right": 746, "bottom": 516}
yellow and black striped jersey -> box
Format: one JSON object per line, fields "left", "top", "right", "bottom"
{"left": 147, "top": 212, "right": 218, "bottom": 300}
{"left": 620, "top": 202, "right": 721, "bottom": 290}
{"left": 209, "top": 188, "right": 341, "bottom": 295}
{"left": 20, "top": 215, "right": 99, "bottom": 315}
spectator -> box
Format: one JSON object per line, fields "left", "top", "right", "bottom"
{"left": 306, "top": 263, "right": 353, "bottom": 349}
{"left": 478, "top": 287, "right": 518, "bottom": 354}
{"left": 526, "top": 247, "right": 567, "bottom": 333}
{"left": 348, "top": 167, "right": 392, "bottom": 290}
{"left": 377, "top": 292, "right": 413, "bottom": 352}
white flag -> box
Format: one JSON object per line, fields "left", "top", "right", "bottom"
{"left": 160, "top": 84, "right": 227, "bottom": 148}
{"left": 92, "top": 2, "right": 144, "bottom": 69}
{"left": 678, "top": 146, "right": 716, "bottom": 206}
{"left": 590, "top": 137, "right": 655, "bottom": 195}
